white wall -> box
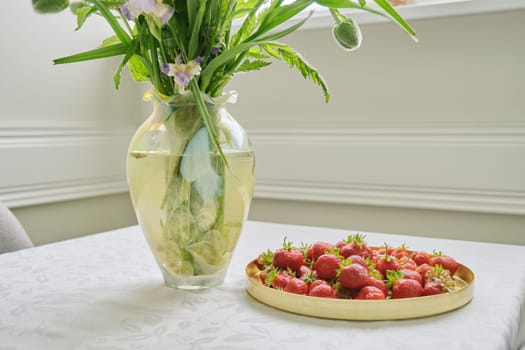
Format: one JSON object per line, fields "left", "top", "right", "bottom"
{"left": 227, "top": 10, "right": 525, "bottom": 245}
{"left": 1, "top": 4, "right": 523, "bottom": 245}
{"left": 1, "top": 3, "right": 141, "bottom": 243}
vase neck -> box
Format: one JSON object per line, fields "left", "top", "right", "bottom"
{"left": 144, "top": 90, "right": 237, "bottom": 108}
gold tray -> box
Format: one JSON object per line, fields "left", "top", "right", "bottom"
{"left": 245, "top": 261, "right": 474, "bottom": 320}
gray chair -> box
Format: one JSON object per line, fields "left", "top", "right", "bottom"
{"left": 0, "top": 202, "right": 33, "bottom": 253}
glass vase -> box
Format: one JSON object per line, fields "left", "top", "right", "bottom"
{"left": 127, "top": 90, "right": 255, "bottom": 289}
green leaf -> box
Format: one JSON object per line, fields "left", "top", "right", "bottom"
{"left": 237, "top": 59, "right": 272, "bottom": 72}
{"left": 101, "top": 35, "right": 121, "bottom": 47}
{"left": 189, "top": 80, "right": 231, "bottom": 172}
{"left": 113, "top": 39, "right": 139, "bottom": 89}
{"left": 254, "top": 0, "right": 313, "bottom": 39}
{"left": 127, "top": 55, "right": 150, "bottom": 82}
{"left": 74, "top": 5, "right": 97, "bottom": 30}
{"left": 32, "top": 0, "right": 69, "bottom": 13}
{"left": 53, "top": 42, "right": 128, "bottom": 64}
{"left": 188, "top": 1, "right": 207, "bottom": 59}
{"left": 261, "top": 42, "right": 330, "bottom": 102}
{"left": 246, "top": 47, "right": 270, "bottom": 60}
{"left": 233, "top": 0, "right": 260, "bottom": 18}
{"left": 231, "top": 0, "right": 266, "bottom": 46}
{"left": 86, "top": 0, "right": 131, "bottom": 45}
{"left": 373, "top": 0, "right": 416, "bottom": 37}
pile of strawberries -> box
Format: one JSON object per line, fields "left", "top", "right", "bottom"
{"left": 253, "top": 234, "right": 459, "bottom": 300}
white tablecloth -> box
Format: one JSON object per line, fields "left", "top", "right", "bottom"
{"left": 1, "top": 221, "right": 524, "bottom": 350}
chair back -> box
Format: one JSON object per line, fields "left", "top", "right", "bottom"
{"left": 0, "top": 203, "right": 33, "bottom": 253}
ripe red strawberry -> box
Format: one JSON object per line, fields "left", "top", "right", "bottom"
{"left": 413, "top": 251, "right": 432, "bottom": 266}
{"left": 392, "top": 278, "right": 423, "bottom": 299}
{"left": 274, "top": 273, "right": 292, "bottom": 290}
{"left": 255, "top": 249, "right": 274, "bottom": 270}
{"left": 297, "top": 265, "right": 311, "bottom": 278}
{"left": 430, "top": 255, "right": 459, "bottom": 276}
{"left": 398, "top": 256, "right": 417, "bottom": 271}
{"left": 308, "top": 284, "right": 337, "bottom": 298}
{"left": 284, "top": 277, "right": 308, "bottom": 295}
{"left": 312, "top": 241, "right": 335, "bottom": 259}
{"left": 314, "top": 254, "right": 341, "bottom": 280}
{"left": 367, "top": 277, "right": 388, "bottom": 297}
{"left": 422, "top": 281, "right": 443, "bottom": 296}
{"left": 376, "top": 254, "right": 400, "bottom": 276}
{"left": 393, "top": 244, "right": 410, "bottom": 259}
{"left": 340, "top": 234, "right": 372, "bottom": 258}
{"left": 354, "top": 286, "right": 385, "bottom": 300}
{"left": 347, "top": 255, "right": 368, "bottom": 269}
{"left": 400, "top": 269, "right": 423, "bottom": 285}
{"left": 273, "top": 239, "right": 304, "bottom": 272}
{"left": 416, "top": 263, "right": 432, "bottom": 284}
{"left": 339, "top": 263, "right": 370, "bottom": 290}
{"left": 308, "top": 279, "right": 329, "bottom": 292}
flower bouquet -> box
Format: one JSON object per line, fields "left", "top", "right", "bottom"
{"left": 32, "top": 0, "right": 415, "bottom": 289}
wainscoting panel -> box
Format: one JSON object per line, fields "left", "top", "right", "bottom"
{"left": 247, "top": 123, "right": 525, "bottom": 215}
{"left": 0, "top": 127, "right": 135, "bottom": 208}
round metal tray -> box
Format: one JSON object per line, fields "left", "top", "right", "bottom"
{"left": 245, "top": 261, "right": 474, "bottom": 320}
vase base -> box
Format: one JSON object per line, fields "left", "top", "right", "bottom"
{"left": 159, "top": 265, "right": 226, "bottom": 290}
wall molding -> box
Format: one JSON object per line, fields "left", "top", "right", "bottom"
{"left": 246, "top": 123, "right": 525, "bottom": 215}
{"left": 2, "top": 123, "right": 524, "bottom": 215}
{"left": 0, "top": 126, "right": 135, "bottom": 208}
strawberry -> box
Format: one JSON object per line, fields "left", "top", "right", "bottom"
{"left": 312, "top": 241, "right": 335, "bottom": 260}
{"left": 308, "top": 283, "right": 337, "bottom": 298}
{"left": 314, "top": 254, "right": 341, "bottom": 280}
{"left": 425, "top": 264, "right": 456, "bottom": 292}
{"left": 347, "top": 255, "right": 368, "bottom": 269}
{"left": 265, "top": 270, "right": 291, "bottom": 290}
{"left": 340, "top": 234, "right": 372, "bottom": 258}
{"left": 255, "top": 249, "right": 274, "bottom": 270}
{"left": 422, "top": 281, "right": 443, "bottom": 296}
{"left": 393, "top": 244, "right": 411, "bottom": 259}
{"left": 376, "top": 247, "right": 400, "bottom": 276}
{"left": 392, "top": 278, "right": 423, "bottom": 299}
{"left": 339, "top": 263, "right": 370, "bottom": 290}
{"left": 416, "top": 263, "right": 432, "bottom": 284}
{"left": 413, "top": 251, "right": 432, "bottom": 266}
{"left": 308, "top": 279, "right": 329, "bottom": 292}
{"left": 272, "top": 238, "right": 304, "bottom": 272}
{"left": 367, "top": 276, "right": 388, "bottom": 297}
{"left": 297, "top": 265, "right": 312, "bottom": 279}
{"left": 284, "top": 277, "right": 308, "bottom": 295}
{"left": 430, "top": 255, "right": 459, "bottom": 276}
{"left": 398, "top": 256, "right": 417, "bottom": 271}
{"left": 354, "top": 286, "right": 385, "bottom": 300}
{"left": 400, "top": 269, "right": 423, "bottom": 285}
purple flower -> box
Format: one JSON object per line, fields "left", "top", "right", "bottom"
{"left": 120, "top": 0, "right": 173, "bottom": 24}
{"left": 162, "top": 57, "right": 203, "bottom": 94}
{"left": 210, "top": 47, "right": 219, "bottom": 58}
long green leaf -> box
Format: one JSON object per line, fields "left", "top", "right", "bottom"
{"left": 113, "top": 39, "right": 139, "bottom": 89}
{"left": 200, "top": 12, "right": 312, "bottom": 91}
{"left": 254, "top": 0, "right": 313, "bottom": 39}
{"left": 261, "top": 42, "right": 329, "bottom": 102}
{"left": 255, "top": 11, "right": 313, "bottom": 42}
{"left": 315, "top": 0, "right": 386, "bottom": 17}
{"left": 53, "top": 42, "right": 128, "bottom": 64}
{"left": 231, "top": 0, "right": 266, "bottom": 46}
{"left": 87, "top": 0, "right": 131, "bottom": 45}
{"left": 189, "top": 80, "right": 231, "bottom": 171}
{"left": 188, "top": 1, "right": 207, "bottom": 59}
{"left": 373, "top": 0, "right": 416, "bottom": 36}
